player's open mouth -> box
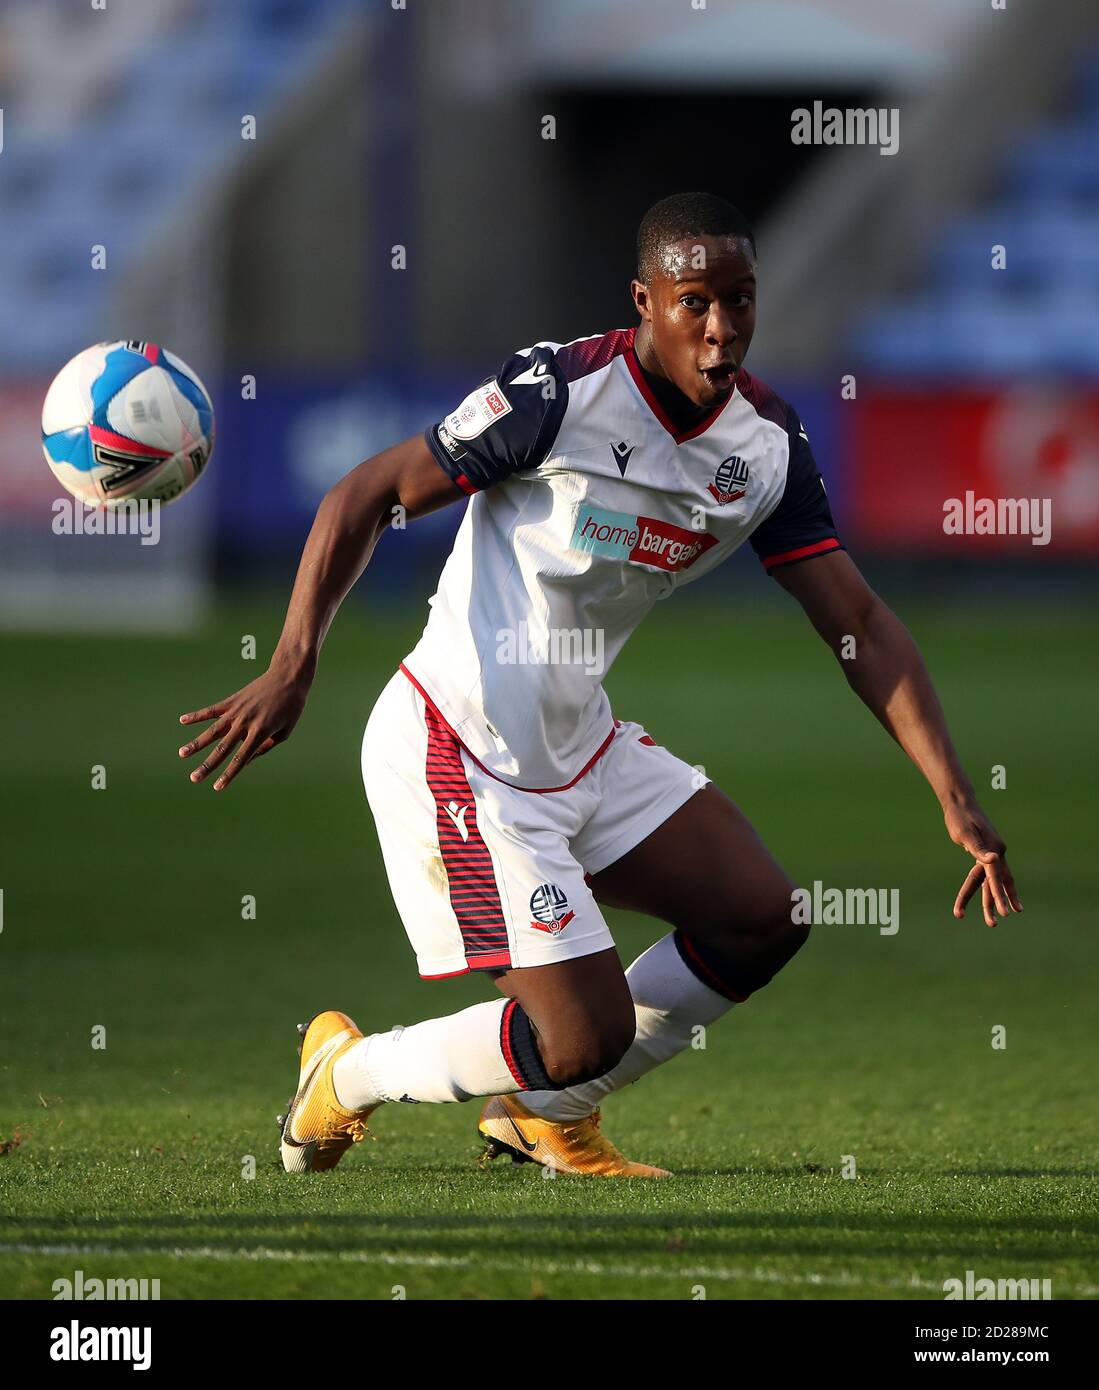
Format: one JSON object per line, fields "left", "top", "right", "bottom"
{"left": 700, "top": 364, "right": 736, "bottom": 392}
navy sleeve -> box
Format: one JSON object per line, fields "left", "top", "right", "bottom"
{"left": 749, "top": 406, "right": 845, "bottom": 573}
{"left": 424, "top": 345, "right": 568, "bottom": 493}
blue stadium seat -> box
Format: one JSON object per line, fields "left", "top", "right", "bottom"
{"left": 0, "top": 0, "right": 359, "bottom": 371}
{"left": 1004, "top": 125, "right": 1099, "bottom": 203}
{"left": 854, "top": 40, "right": 1099, "bottom": 380}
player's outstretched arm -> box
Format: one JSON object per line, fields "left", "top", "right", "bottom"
{"left": 774, "top": 549, "right": 1022, "bottom": 928}
{"left": 178, "top": 433, "right": 461, "bottom": 791}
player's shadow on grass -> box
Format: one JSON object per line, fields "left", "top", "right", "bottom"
{"left": 669, "top": 1165, "right": 1099, "bottom": 1179}
{"left": 6, "top": 1209, "right": 1095, "bottom": 1265}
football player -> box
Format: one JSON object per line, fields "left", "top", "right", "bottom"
{"left": 180, "top": 193, "right": 1020, "bottom": 1177}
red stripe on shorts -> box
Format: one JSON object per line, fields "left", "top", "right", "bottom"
{"left": 423, "top": 704, "right": 512, "bottom": 970}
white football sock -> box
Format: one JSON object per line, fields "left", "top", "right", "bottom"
{"left": 332, "top": 998, "right": 519, "bottom": 1108}
{"left": 520, "top": 932, "right": 734, "bottom": 1123}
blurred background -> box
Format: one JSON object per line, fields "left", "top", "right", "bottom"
{"left": 2, "top": 0, "right": 1098, "bottom": 626}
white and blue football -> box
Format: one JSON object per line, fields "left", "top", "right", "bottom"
{"left": 42, "top": 340, "right": 215, "bottom": 507}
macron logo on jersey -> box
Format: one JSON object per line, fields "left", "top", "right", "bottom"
{"left": 572, "top": 506, "right": 718, "bottom": 573}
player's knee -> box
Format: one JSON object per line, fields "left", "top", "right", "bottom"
{"left": 538, "top": 1014, "right": 635, "bottom": 1088}
{"left": 680, "top": 883, "right": 808, "bottom": 997}
{"left": 743, "top": 885, "right": 808, "bottom": 962}
{"left": 772, "top": 890, "right": 810, "bottom": 953}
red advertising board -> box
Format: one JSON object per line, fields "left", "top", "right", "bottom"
{"left": 847, "top": 388, "right": 1099, "bottom": 555}
{"left": 0, "top": 381, "right": 58, "bottom": 521}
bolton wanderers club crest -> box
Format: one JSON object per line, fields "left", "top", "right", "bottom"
{"left": 708, "top": 454, "right": 750, "bottom": 505}
{"left": 529, "top": 883, "right": 575, "bottom": 935}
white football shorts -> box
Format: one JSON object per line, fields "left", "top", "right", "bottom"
{"left": 361, "top": 667, "right": 709, "bottom": 979}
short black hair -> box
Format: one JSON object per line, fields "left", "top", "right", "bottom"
{"left": 636, "top": 192, "right": 756, "bottom": 282}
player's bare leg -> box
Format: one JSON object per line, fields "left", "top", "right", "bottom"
{"left": 593, "top": 783, "right": 806, "bottom": 991}
{"left": 284, "top": 947, "right": 641, "bottom": 1174}
{"left": 514, "top": 783, "right": 807, "bottom": 1128}
{"left": 488, "top": 948, "right": 636, "bottom": 1086}
{"left": 477, "top": 951, "right": 672, "bottom": 1176}
{"left": 279, "top": 945, "right": 668, "bottom": 1177}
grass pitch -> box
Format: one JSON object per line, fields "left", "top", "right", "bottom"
{"left": 1, "top": 584, "right": 1097, "bottom": 1300}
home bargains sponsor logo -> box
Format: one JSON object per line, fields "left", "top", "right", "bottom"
{"left": 572, "top": 506, "right": 718, "bottom": 572}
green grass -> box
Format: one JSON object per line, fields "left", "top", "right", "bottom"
{"left": 1, "top": 590, "right": 1097, "bottom": 1299}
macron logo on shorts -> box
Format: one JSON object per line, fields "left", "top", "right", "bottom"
{"left": 572, "top": 506, "right": 718, "bottom": 573}
{"left": 444, "top": 800, "right": 471, "bottom": 842}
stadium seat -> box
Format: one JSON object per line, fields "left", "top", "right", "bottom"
{"left": 0, "top": 0, "right": 359, "bottom": 371}
{"left": 853, "top": 42, "right": 1099, "bottom": 379}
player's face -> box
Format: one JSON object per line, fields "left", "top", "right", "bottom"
{"left": 631, "top": 235, "right": 757, "bottom": 407}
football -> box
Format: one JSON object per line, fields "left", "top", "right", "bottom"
{"left": 41, "top": 340, "right": 215, "bottom": 507}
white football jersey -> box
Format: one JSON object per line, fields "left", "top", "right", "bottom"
{"left": 401, "top": 327, "right": 843, "bottom": 790}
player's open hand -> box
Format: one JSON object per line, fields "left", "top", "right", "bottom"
{"left": 178, "top": 661, "right": 312, "bottom": 791}
{"left": 943, "top": 800, "right": 1022, "bottom": 927}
